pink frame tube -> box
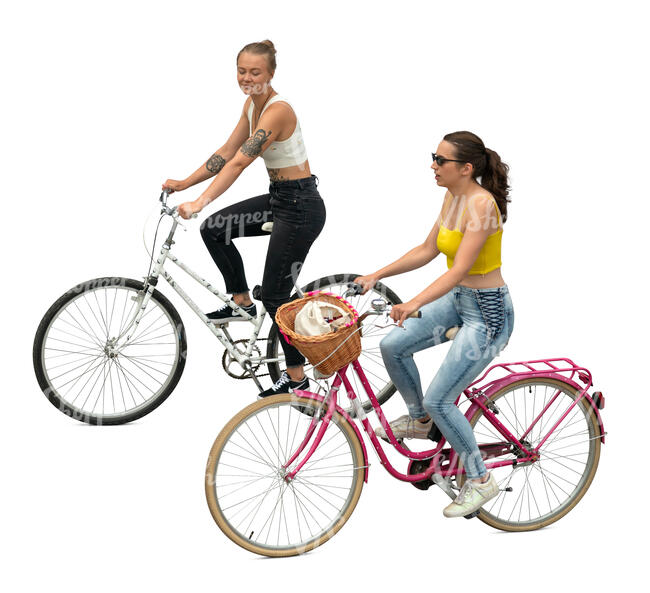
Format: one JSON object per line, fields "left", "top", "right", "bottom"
{"left": 279, "top": 356, "right": 604, "bottom": 484}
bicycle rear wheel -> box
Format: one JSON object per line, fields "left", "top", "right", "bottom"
{"left": 205, "top": 393, "right": 365, "bottom": 557}
{"left": 460, "top": 377, "right": 601, "bottom": 531}
{"left": 266, "top": 273, "right": 401, "bottom": 414}
{"left": 33, "top": 277, "right": 187, "bottom": 424}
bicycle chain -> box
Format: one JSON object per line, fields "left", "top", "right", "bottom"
{"left": 221, "top": 338, "right": 271, "bottom": 380}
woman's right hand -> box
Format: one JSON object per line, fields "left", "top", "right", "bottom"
{"left": 353, "top": 274, "right": 379, "bottom": 295}
{"left": 162, "top": 179, "right": 188, "bottom": 193}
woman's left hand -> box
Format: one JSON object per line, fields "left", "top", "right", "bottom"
{"left": 390, "top": 300, "right": 421, "bottom": 327}
{"left": 178, "top": 201, "right": 202, "bottom": 220}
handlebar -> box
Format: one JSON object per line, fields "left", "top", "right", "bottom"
{"left": 159, "top": 190, "right": 197, "bottom": 220}
{"left": 344, "top": 283, "right": 422, "bottom": 321}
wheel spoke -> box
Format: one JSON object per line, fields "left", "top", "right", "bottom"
{"left": 468, "top": 379, "right": 598, "bottom": 529}
{"left": 208, "top": 397, "right": 362, "bottom": 554}
{"left": 38, "top": 282, "right": 183, "bottom": 422}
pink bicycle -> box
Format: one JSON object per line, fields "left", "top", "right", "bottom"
{"left": 205, "top": 289, "right": 606, "bottom": 557}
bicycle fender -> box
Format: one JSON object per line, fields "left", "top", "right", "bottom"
{"left": 468, "top": 373, "right": 606, "bottom": 444}
{"left": 292, "top": 389, "right": 370, "bottom": 482}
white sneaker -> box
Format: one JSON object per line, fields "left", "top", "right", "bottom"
{"left": 443, "top": 472, "right": 499, "bottom": 518}
{"left": 375, "top": 414, "right": 433, "bottom": 441}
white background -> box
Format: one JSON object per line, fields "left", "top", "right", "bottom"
{"left": 2, "top": 0, "right": 647, "bottom": 590}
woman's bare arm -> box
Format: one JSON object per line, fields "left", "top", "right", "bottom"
{"left": 373, "top": 194, "right": 450, "bottom": 279}
{"left": 354, "top": 195, "right": 448, "bottom": 293}
{"left": 177, "top": 103, "right": 290, "bottom": 217}
{"left": 373, "top": 221, "right": 441, "bottom": 280}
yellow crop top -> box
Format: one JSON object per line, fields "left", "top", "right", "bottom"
{"left": 436, "top": 197, "right": 503, "bottom": 275}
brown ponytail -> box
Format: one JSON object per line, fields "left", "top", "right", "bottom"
{"left": 443, "top": 131, "right": 511, "bottom": 222}
{"left": 237, "top": 39, "right": 277, "bottom": 72}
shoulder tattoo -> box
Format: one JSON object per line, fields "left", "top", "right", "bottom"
{"left": 206, "top": 153, "right": 226, "bottom": 174}
{"left": 241, "top": 129, "right": 272, "bottom": 158}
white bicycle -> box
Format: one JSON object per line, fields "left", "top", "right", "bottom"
{"left": 33, "top": 190, "right": 403, "bottom": 425}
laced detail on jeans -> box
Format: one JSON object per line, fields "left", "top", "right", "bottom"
{"left": 476, "top": 291, "right": 505, "bottom": 340}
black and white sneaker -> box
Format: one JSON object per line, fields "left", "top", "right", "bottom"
{"left": 206, "top": 302, "right": 256, "bottom": 323}
{"left": 258, "top": 370, "right": 310, "bottom": 398}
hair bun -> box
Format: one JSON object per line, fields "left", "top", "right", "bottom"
{"left": 260, "top": 39, "right": 276, "bottom": 53}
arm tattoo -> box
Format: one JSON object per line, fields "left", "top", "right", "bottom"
{"left": 206, "top": 153, "right": 226, "bottom": 174}
{"left": 268, "top": 169, "right": 289, "bottom": 182}
{"left": 241, "top": 129, "right": 272, "bottom": 158}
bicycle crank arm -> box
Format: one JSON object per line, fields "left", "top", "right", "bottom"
{"left": 431, "top": 474, "right": 457, "bottom": 500}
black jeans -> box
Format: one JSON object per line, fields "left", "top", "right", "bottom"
{"left": 200, "top": 175, "right": 326, "bottom": 367}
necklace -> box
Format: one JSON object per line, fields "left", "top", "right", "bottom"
{"left": 253, "top": 90, "right": 276, "bottom": 128}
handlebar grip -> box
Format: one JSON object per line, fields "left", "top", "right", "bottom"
{"left": 407, "top": 311, "right": 422, "bottom": 319}
{"left": 346, "top": 282, "right": 363, "bottom": 296}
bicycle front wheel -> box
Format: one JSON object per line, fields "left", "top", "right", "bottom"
{"left": 205, "top": 393, "right": 365, "bottom": 557}
{"left": 266, "top": 273, "right": 402, "bottom": 414}
{"left": 460, "top": 377, "right": 601, "bottom": 531}
{"left": 33, "top": 277, "right": 187, "bottom": 425}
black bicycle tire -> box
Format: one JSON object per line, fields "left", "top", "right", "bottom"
{"left": 33, "top": 276, "right": 187, "bottom": 425}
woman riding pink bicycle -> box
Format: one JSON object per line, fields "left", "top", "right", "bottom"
{"left": 205, "top": 131, "right": 604, "bottom": 556}
{"left": 355, "top": 130, "right": 513, "bottom": 518}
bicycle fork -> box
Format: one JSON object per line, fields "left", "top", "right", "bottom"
{"left": 281, "top": 386, "right": 339, "bottom": 482}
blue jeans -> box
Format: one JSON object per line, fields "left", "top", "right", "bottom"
{"left": 380, "top": 285, "right": 514, "bottom": 479}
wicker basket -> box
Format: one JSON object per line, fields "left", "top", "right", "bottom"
{"left": 275, "top": 291, "right": 361, "bottom": 374}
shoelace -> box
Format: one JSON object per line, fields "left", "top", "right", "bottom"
{"left": 454, "top": 479, "right": 478, "bottom": 504}
{"left": 271, "top": 371, "right": 292, "bottom": 391}
{"left": 378, "top": 415, "right": 408, "bottom": 436}
{"left": 454, "top": 475, "right": 492, "bottom": 504}
{"left": 213, "top": 303, "right": 253, "bottom": 315}
{"left": 390, "top": 415, "right": 410, "bottom": 429}
{"left": 406, "top": 417, "right": 431, "bottom": 437}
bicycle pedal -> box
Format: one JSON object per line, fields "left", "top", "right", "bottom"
{"left": 463, "top": 510, "right": 480, "bottom": 520}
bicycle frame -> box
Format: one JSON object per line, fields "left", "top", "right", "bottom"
{"left": 115, "top": 215, "right": 282, "bottom": 390}
{"left": 284, "top": 357, "right": 605, "bottom": 485}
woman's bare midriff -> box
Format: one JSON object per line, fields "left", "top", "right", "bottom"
{"left": 458, "top": 267, "right": 505, "bottom": 289}
{"left": 267, "top": 160, "right": 312, "bottom": 182}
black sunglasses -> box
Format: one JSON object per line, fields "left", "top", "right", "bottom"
{"left": 432, "top": 153, "right": 466, "bottom": 166}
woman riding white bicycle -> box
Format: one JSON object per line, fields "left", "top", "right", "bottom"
{"left": 163, "top": 40, "right": 326, "bottom": 398}
{"left": 355, "top": 131, "right": 514, "bottom": 518}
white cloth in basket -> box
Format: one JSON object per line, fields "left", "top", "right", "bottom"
{"left": 294, "top": 300, "right": 351, "bottom": 336}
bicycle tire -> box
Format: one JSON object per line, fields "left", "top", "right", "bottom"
{"left": 265, "top": 273, "right": 401, "bottom": 414}
{"left": 205, "top": 393, "right": 365, "bottom": 557}
{"left": 33, "top": 277, "right": 187, "bottom": 425}
{"left": 459, "top": 377, "right": 601, "bottom": 531}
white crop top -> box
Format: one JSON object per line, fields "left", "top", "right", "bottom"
{"left": 246, "top": 95, "right": 308, "bottom": 169}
